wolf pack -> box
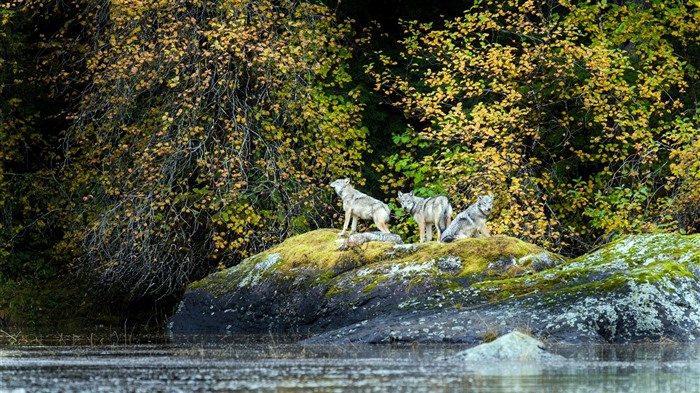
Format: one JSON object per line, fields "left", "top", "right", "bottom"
{"left": 329, "top": 178, "right": 494, "bottom": 247}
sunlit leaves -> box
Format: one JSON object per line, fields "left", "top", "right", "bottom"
{"left": 64, "top": 0, "right": 366, "bottom": 296}
{"left": 370, "top": 0, "right": 700, "bottom": 254}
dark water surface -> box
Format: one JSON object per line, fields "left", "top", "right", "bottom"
{"left": 2, "top": 334, "right": 700, "bottom": 392}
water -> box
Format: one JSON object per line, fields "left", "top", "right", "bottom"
{"left": 2, "top": 334, "right": 700, "bottom": 392}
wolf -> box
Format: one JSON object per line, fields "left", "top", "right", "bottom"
{"left": 329, "top": 178, "right": 391, "bottom": 236}
{"left": 397, "top": 191, "right": 452, "bottom": 243}
{"left": 439, "top": 194, "right": 494, "bottom": 243}
{"left": 335, "top": 231, "right": 403, "bottom": 251}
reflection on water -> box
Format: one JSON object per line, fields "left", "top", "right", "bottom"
{"left": 1, "top": 334, "right": 700, "bottom": 393}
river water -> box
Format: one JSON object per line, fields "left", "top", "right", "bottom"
{"left": 2, "top": 333, "right": 700, "bottom": 392}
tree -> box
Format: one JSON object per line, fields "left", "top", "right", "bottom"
{"left": 368, "top": 0, "right": 700, "bottom": 254}
{"left": 1, "top": 0, "right": 73, "bottom": 281}
{"left": 60, "top": 0, "right": 367, "bottom": 297}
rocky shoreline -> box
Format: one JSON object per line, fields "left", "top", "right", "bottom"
{"left": 168, "top": 230, "right": 700, "bottom": 344}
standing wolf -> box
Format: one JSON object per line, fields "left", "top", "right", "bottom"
{"left": 439, "top": 194, "right": 494, "bottom": 242}
{"left": 397, "top": 191, "right": 452, "bottom": 243}
{"left": 329, "top": 178, "right": 391, "bottom": 236}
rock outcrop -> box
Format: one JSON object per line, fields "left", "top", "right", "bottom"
{"left": 449, "top": 331, "right": 564, "bottom": 362}
{"left": 168, "top": 230, "right": 700, "bottom": 344}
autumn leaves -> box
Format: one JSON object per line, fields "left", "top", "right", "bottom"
{"left": 368, "top": 0, "right": 700, "bottom": 254}
{"left": 63, "top": 0, "right": 368, "bottom": 295}
{"left": 3, "top": 0, "right": 700, "bottom": 300}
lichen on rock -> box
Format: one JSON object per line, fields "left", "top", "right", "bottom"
{"left": 169, "top": 229, "right": 559, "bottom": 336}
{"left": 169, "top": 230, "right": 700, "bottom": 344}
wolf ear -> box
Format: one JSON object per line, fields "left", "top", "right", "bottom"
{"left": 398, "top": 191, "right": 404, "bottom": 197}
{"left": 409, "top": 191, "right": 415, "bottom": 196}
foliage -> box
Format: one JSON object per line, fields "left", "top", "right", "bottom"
{"left": 0, "top": 1, "right": 14, "bottom": 265}
{"left": 367, "top": 0, "right": 700, "bottom": 254}
{"left": 57, "top": 0, "right": 367, "bottom": 297}
{"left": 1, "top": 0, "right": 73, "bottom": 282}
{"left": 4, "top": 0, "right": 700, "bottom": 325}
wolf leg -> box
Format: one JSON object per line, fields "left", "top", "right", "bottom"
{"left": 478, "top": 225, "right": 491, "bottom": 238}
{"left": 433, "top": 215, "right": 441, "bottom": 241}
{"left": 417, "top": 220, "right": 426, "bottom": 243}
{"left": 376, "top": 219, "right": 390, "bottom": 233}
{"left": 373, "top": 208, "right": 391, "bottom": 233}
{"left": 425, "top": 223, "right": 434, "bottom": 242}
{"left": 350, "top": 214, "right": 359, "bottom": 235}
{"left": 339, "top": 209, "right": 352, "bottom": 236}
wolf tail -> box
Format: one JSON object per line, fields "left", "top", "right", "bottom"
{"left": 439, "top": 205, "right": 457, "bottom": 243}
{"left": 440, "top": 232, "right": 455, "bottom": 243}
{"left": 437, "top": 204, "right": 452, "bottom": 234}
{"left": 439, "top": 222, "right": 455, "bottom": 243}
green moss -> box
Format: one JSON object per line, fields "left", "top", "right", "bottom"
{"left": 189, "top": 230, "right": 700, "bottom": 313}
{"left": 254, "top": 229, "right": 403, "bottom": 276}
{"left": 638, "top": 259, "right": 693, "bottom": 279}
{"left": 264, "top": 229, "right": 341, "bottom": 272}
{"left": 385, "top": 235, "right": 556, "bottom": 277}
{"left": 363, "top": 275, "right": 389, "bottom": 293}
{"left": 190, "top": 230, "right": 565, "bottom": 300}
{"left": 471, "top": 233, "right": 700, "bottom": 302}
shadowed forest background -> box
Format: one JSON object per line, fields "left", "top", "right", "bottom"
{"left": 1, "top": 0, "right": 699, "bottom": 330}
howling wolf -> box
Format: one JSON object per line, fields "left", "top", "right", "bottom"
{"left": 397, "top": 191, "right": 452, "bottom": 243}
{"left": 439, "top": 194, "right": 493, "bottom": 243}
{"left": 329, "top": 178, "right": 391, "bottom": 236}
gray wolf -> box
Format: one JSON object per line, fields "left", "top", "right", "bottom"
{"left": 397, "top": 191, "right": 452, "bottom": 243}
{"left": 439, "top": 194, "right": 493, "bottom": 242}
{"left": 335, "top": 231, "right": 403, "bottom": 250}
{"left": 329, "top": 178, "right": 391, "bottom": 236}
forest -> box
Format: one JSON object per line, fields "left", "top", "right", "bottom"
{"left": 1, "top": 0, "right": 699, "bottom": 330}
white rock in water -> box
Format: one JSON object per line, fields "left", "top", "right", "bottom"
{"left": 451, "top": 331, "right": 564, "bottom": 362}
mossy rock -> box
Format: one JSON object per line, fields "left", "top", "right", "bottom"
{"left": 168, "top": 229, "right": 561, "bottom": 335}
{"left": 304, "top": 233, "right": 700, "bottom": 345}
{"left": 170, "top": 231, "right": 700, "bottom": 344}
{"left": 472, "top": 233, "right": 700, "bottom": 301}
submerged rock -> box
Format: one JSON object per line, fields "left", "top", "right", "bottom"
{"left": 169, "top": 230, "right": 700, "bottom": 344}
{"left": 450, "top": 331, "right": 564, "bottom": 362}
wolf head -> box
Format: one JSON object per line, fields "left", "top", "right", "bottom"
{"left": 477, "top": 194, "right": 494, "bottom": 216}
{"left": 397, "top": 191, "right": 416, "bottom": 211}
{"left": 329, "top": 178, "right": 352, "bottom": 194}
